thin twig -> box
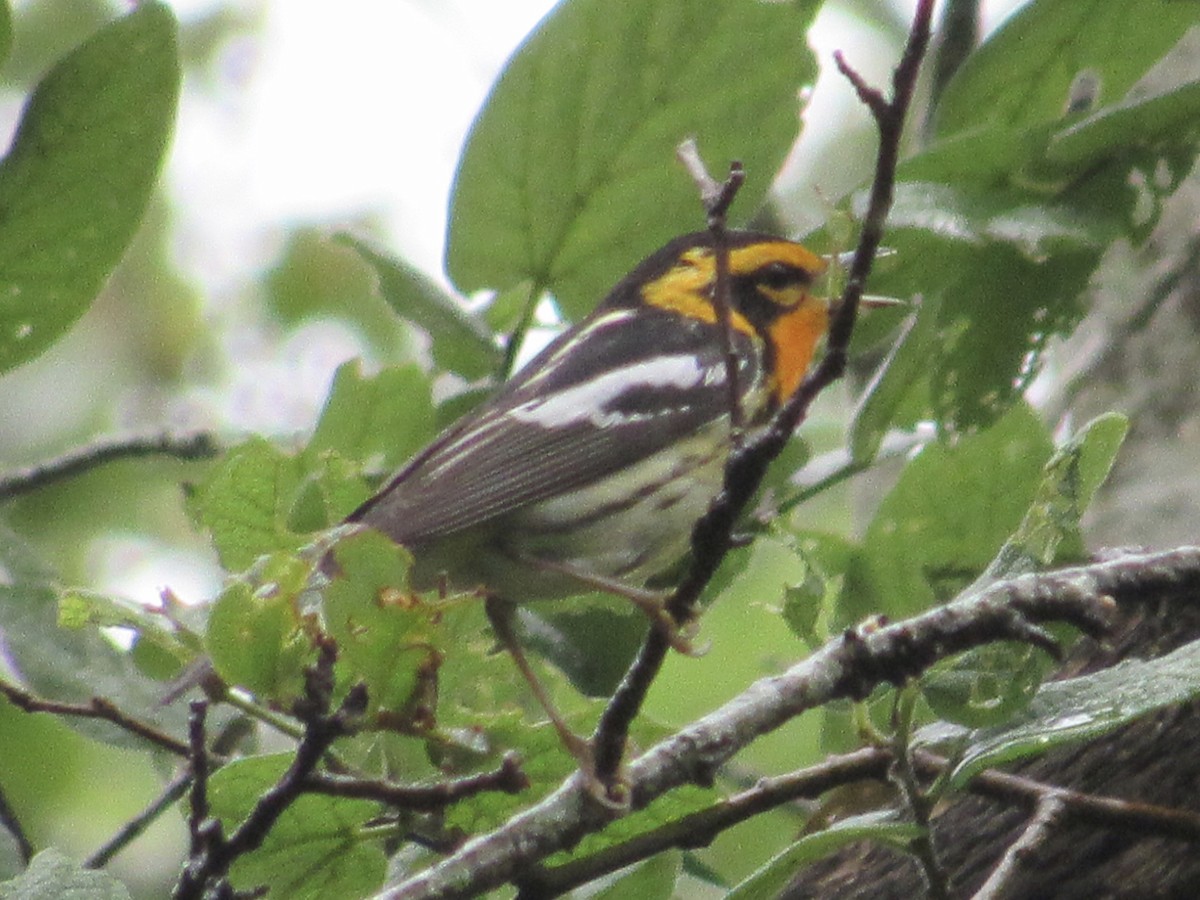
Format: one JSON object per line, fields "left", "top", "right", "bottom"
{"left": 304, "top": 751, "right": 528, "bottom": 810}
{"left": 889, "top": 689, "right": 949, "bottom": 900}
{"left": 0, "top": 781, "right": 33, "bottom": 866}
{"left": 174, "top": 641, "right": 367, "bottom": 899}
{"left": 913, "top": 749, "right": 1200, "bottom": 843}
{"left": 0, "top": 431, "right": 220, "bottom": 502}
{"left": 85, "top": 771, "right": 192, "bottom": 869}
{"left": 971, "top": 795, "right": 1067, "bottom": 900}
{"left": 590, "top": 0, "right": 937, "bottom": 791}
{"left": 0, "top": 679, "right": 191, "bottom": 757}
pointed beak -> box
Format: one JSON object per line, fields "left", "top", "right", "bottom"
{"left": 829, "top": 294, "right": 907, "bottom": 318}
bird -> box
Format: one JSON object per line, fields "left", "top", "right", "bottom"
{"left": 332, "top": 229, "right": 833, "bottom": 770}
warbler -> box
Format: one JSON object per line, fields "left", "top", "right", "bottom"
{"left": 335, "top": 230, "right": 832, "bottom": 765}
{"left": 344, "top": 230, "right": 830, "bottom": 601}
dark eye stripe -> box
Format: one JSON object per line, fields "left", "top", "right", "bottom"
{"left": 757, "top": 261, "right": 809, "bottom": 290}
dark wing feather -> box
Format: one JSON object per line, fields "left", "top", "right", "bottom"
{"left": 348, "top": 308, "right": 758, "bottom": 543}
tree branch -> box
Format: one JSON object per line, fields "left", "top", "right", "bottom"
{"left": 303, "top": 751, "right": 528, "bottom": 811}
{"left": 370, "top": 548, "right": 1200, "bottom": 899}
{"left": 0, "top": 679, "right": 191, "bottom": 757}
{"left": 0, "top": 431, "right": 220, "bottom": 502}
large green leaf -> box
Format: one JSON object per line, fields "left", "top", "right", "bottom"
{"left": 0, "top": 3, "right": 179, "bottom": 373}
{"left": 446, "top": 0, "right": 819, "bottom": 319}
{"left": 934, "top": 0, "right": 1199, "bottom": 135}
{"left": 843, "top": 403, "right": 1053, "bottom": 624}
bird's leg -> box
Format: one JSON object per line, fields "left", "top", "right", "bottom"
{"left": 483, "top": 595, "right": 617, "bottom": 797}
{"left": 523, "top": 556, "right": 702, "bottom": 656}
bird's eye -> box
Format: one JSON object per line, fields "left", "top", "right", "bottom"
{"left": 757, "top": 261, "right": 799, "bottom": 290}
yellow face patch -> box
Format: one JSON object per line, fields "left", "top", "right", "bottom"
{"left": 639, "top": 247, "right": 757, "bottom": 337}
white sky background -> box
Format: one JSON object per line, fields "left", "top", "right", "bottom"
{"left": 169, "top": 0, "right": 560, "bottom": 290}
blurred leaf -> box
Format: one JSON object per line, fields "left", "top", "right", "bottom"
{"left": 849, "top": 291, "right": 942, "bottom": 464}
{"left": 923, "top": 642, "right": 1047, "bottom": 729}
{"left": 935, "top": 0, "right": 1199, "bottom": 135}
{"left": 843, "top": 403, "right": 1052, "bottom": 623}
{"left": 205, "top": 554, "right": 313, "bottom": 702}
{"left": 447, "top": 0, "right": 818, "bottom": 319}
{"left": 859, "top": 183, "right": 1098, "bottom": 433}
{"left": 0, "top": 2, "right": 12, "bottom": 71}
{"left": 990, "top": 412, "right": 1129, "bottom": 578}
{"left": 0, "top": 2, "right": 180, "bottom": 373}
{"left": 307, "top": 360, "right": 435, "bottom": 478}
{"left": 727, "top": 811, "right": 921, "bottom": 900}
{"left": 186, "top": 438, "right": 306, "bottom": 572}
{"left": 921, "top": 413, "right": 1126, "bottom": 728}
{"left": 857, "top": 15, "right": 1200, "bottom": 437}
{"left": 57, "top": 588, "right": 191, "bottom": 677}
{"left": 1047, "top": 78, "right": 1200, "bottom": 167}
{"left": 587, "top": 851, "right": 682, "bottom": 900}
{"left": 521, "top": 596, "right": 648, "bottom": 697}
{"left": 0, "top": 848, "right": 132, "bottom": 900}
{"left": 0, "top": 526, "right": 193, "bottom": 748}
{"left": 208, "top": 755, "right": 386, "bottom": 900}
{"left": 342, "top": 235, "right": 501, "bottom": 379}
{"left": 942, "top": 634, "right": 1200, "bottom": 787}
{"left": 264, "top": 229, "right": 400, "bottom": 356}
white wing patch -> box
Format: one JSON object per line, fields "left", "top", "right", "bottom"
{"left": 508, "top": 354, "right": 721, "bottom": 429}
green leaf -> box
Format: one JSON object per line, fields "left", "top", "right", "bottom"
{"left": 587, "top": 851, "right": 682, "bottom": 900}
{"left": 727, "top": 811, "right": 921, "bottom": 900}
{"left": 0, "top": 848, "right": 132, "bottom": 900}
{"left": 0, "top": 527, "right": 194, "bottom": 748}
{"left": 990, "top": 412, "right": 1129, "bottom": 577}
{"left": 324, "top": 531, "right": 476, "bottom": 720}
{"left": 186, "top": 438, "right": 306, "bottom": 571}
{"left": 849, "top": 291, "right": 943, "bottom": 464}
{"left": 207, "top": 755, "right": 386, "bottom": 900}
{"left": 205, "top": 555, "right": 313, "bottom": 702}
{"left": 340, "top": 235, "right": 501, "bottom": 379}
{"left": 923, "top": 642, "right": 1047, "bottom": 729}
{"left": 845, "top": 403, "right": 1052, "bottom": 622}
{"left": 57, "top": 588, "right": 191, "bottom": 679}
{"left": 1047, "top": 78, "right": 1200, "bottom": 168}
{"left": 945, "top": 634, "right": 1200, "bottom": 787}
{"left": 0, "top": 2, "right": 180, "bottom": 373}
{"left": 446, "top": 0, "right": 819, "bottom": 318}
{"left": 307, "top": 360, "right": 435, "bottom": 478}
{"left": 935, "top": 0, "right": 1199, "bottom": 136}
{"left": 0, "top": 2, "right": 11, "bottom": 72}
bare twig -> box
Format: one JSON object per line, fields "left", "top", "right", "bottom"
{"left": 972, "top": 795, "right": 1067, "bottom": 900}
{"left": 676, "top": 140, "right": 747, "bottom": 433}
{"left": 590, "top": 0, "right": 937, "bottom": 790}
{"left": 0, "top": 781, "right": 33, "bottom": 866}
{"left": 0, "top": 679, "right": 191, "bottom": 757}
{"left": 174, "top": 641, "right": 367, "bottom": 900}
{"left": 889, "top": 689, "right": 948, "bottom": 900}
{"left": 914, "top": 750, "right": 1200, "bottom": 844}
{"left": 304, "top": 751, "right": 528, "bottom": 810}
{"left": 85, "top": 771, "right": 192, "bottom": 869}
{"left": 0, "top": 431, "right": 220, "bottom": 502}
